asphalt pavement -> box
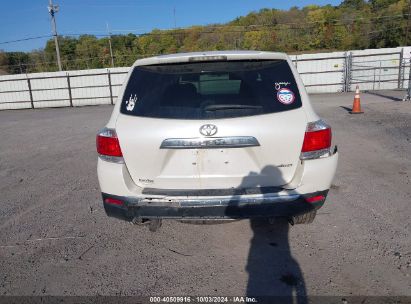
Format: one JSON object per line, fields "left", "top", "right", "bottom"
{"left": 0, "top": 90, "right": 410, "bottom": 298}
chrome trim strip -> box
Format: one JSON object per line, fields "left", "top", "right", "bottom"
{"left": 131, "top": 194, "right": 300, "bottom": 207}
{"left": 160, "top": 136, "right": 260, "bottom": 149}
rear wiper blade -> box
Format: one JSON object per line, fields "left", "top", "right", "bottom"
{"left": 204, "top": 104, "right": 262, "bottom": 111}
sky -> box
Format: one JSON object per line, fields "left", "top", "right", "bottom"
{"left": 0, "top": 0, "right": 342, "bottom": 52}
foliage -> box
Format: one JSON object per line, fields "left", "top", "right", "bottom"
{"left": 1, "top": 0, "right": 409, "bottom": 74}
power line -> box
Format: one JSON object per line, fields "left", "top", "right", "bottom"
{"left": 0, "top": 35, "right": 52, "bottom": 45}
{"left": 0, "top": 20, "right": 405, "bottom": 50}
{"left": 1, "top": 25, "right": 406, "bottom": 69}
{"left": 3, "top": 21, "right": 399, "bottom": 48}
{"left": 96, "top": 13, "right": 411, "bottom": 34}
{"left": 0, "top": 12, "right": 407, "bottom": 47}
{"left": 0, "top": 53, "right": 151, "bottom": 70}
{"left": 56, "top": 18, "right": 408, "bottom": 40}
{"left": 48, "top": 12, "right": 411, "bottom": 38}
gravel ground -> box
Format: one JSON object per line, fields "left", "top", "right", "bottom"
{"left": 0, "top": 90, "right": 410, "bottom": 298}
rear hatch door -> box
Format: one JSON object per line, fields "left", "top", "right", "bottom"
{"left": 116, "top": 59, "right": 307, "bottom": 191}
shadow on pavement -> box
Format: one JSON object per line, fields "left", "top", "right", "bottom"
{"left": 339, "top": 106, "right": 352, "bottom": 113}
{"left": 364, "top": 90, "right": 403, "bottom": 102}
{"left": 225, "top": 165, "right": 307, "bottom": 303}
{"left": 246, "top": 218, "right": 307, "bottom": 303}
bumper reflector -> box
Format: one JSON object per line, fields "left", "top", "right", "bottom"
{"left": 305, "top": 195, "right": 325, "bottom": 203}
{"left": 104, "top": 197, "right": 125, "bottom": 207}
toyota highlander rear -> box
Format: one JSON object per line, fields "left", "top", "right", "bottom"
{"left": 96, "top": 51, "right": 338, "bottom": 229}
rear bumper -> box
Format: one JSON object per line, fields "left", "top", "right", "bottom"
{"left": 102, "top": 190, "right": 328, "bottom": 221}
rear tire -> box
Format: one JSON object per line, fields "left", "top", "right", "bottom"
{"left": 290, "top": 210, "right": 317, "bottom": 225}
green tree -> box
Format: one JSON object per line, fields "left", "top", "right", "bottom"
{"left": 5, "top": 52, "right": 30, "bottom": 74}
{"left": 3, "top": 0, "right": 410, "bottom": 74}
{"left": 0, "top": 51, "right": 8, "bottom": 74}
{"left": 340, "top": 0, "right": 367, "bottom": 9}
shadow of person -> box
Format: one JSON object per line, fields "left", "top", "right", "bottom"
{"left": 225, "top": 165, "right": 307, "bottom": 303}
{"left": 246, "top": 218, "right": 307, "bottom": 303}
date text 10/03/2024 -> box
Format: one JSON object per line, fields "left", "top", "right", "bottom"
{"left": 149, "top": 297, "right": 258, "bottom": 303}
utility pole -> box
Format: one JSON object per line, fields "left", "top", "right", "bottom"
{"left": 173, "top": 7, "right": 177, "bottom": 28}
{"left": 48, "top": 0, "right": 62, "bottom": 71}
{"left": 106, "top": 23, "right": 115, "bottom": 68}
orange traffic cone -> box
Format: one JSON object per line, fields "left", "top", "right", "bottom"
{"left": 350, "top": 85, "right": 364, "bottom": 114}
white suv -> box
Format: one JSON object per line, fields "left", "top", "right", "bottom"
{"left": 97, "top": 51, "right": 338, "bottom": 230}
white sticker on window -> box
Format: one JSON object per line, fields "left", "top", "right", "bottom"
{"left": 126, "top": 94, "right": 138, "bottom": 111}
{"left": 274, "top": 82, "right": 291, "bottom": 91}
{"left": 277, "top": 88, "right": 295, "bottom": 105}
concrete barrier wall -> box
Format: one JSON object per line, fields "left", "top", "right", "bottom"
{"left": 0, "top": 47, "right": 408, "bottom": 110}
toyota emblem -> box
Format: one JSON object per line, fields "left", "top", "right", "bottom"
{"left": 199, "top": 124, "right": 218, "bottom": 137}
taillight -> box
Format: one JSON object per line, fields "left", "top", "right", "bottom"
{"left": 300, "top": 120, "right": 332, "bottom": 160}
{"left": 96, "top": 128, "right": 124, "bottom": 163}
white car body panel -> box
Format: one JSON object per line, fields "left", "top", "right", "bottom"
{"left": 97, "top": 50, "right": 338, "bottom": 220}
{"left": 116, "top": 108, "right": 306, "bottom": 190}
{"left": 97, "top": 151, "right": 338, "bottom": 197}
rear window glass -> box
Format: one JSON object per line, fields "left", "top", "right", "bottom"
{"left": 120, "top": 60, "right": 302, "bottom": 119}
